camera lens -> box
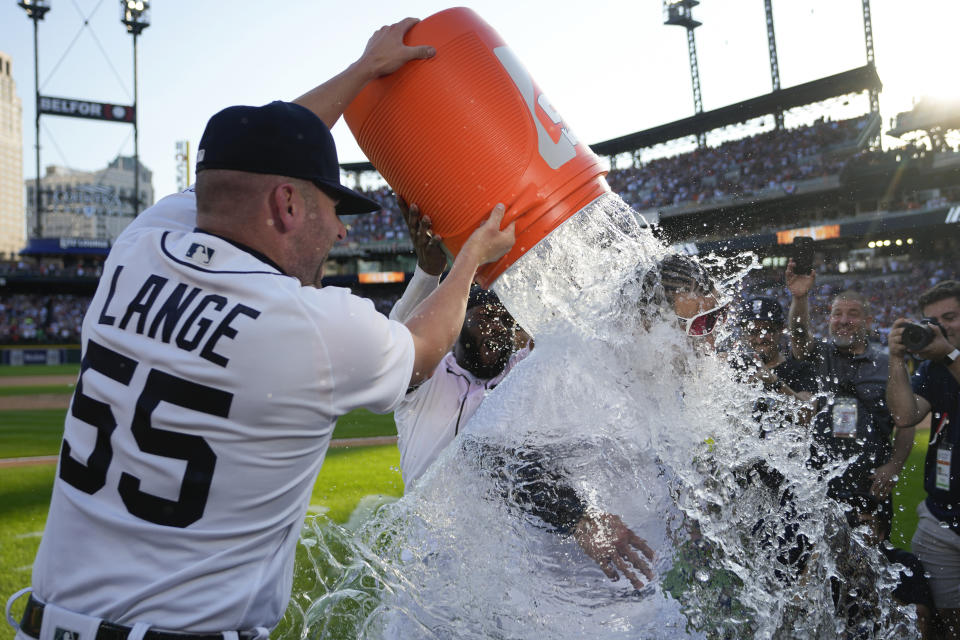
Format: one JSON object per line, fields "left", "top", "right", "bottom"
{"left": 901, "top": 322, "right": 934, "bottom": 352}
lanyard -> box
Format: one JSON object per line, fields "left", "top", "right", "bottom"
{"left": 931, "top": 412, "right": 950, "bottom": 447}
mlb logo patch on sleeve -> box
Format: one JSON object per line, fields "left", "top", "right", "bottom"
{"left": 186, "top": 243, "right": 216, "bottom": 265}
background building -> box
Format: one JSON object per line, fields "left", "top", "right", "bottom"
{"left": 25, "top": 155, "right": 154, "bottom": 243}
{"left": 0, "top": 51, "right": 24, "bottom": 260}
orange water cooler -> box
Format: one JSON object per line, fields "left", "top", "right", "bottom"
{"left": 345, "top": 7, "right": 610, "bottom": 287}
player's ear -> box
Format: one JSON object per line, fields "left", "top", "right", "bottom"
{"left": 269, "top": 182, "right": 301, "bottom": 233}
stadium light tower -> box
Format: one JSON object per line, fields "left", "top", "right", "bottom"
{"left": 763, "top": 0, "right": 784, "bottom": 130}
{"left": 663, "top": 0, "right": 705, "bottom": 148}
{"left": 18, "top": 0, "right": 51, "bottom": 239}
{"left": 861, "top": 0, "right": 879, "bottom": 117}
{"left": 120, "top": 0, "right": 150, "bottom": 216}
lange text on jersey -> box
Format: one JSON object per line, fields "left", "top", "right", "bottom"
{"left": 96, "top": 265, "right": 262, "bottom": 367}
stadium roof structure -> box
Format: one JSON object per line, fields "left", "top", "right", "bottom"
{"left": 888, "top": 96, "right": 960, "bottom": 137}
{"left": 340, "top": 64, "right": 882, "bottom": 174}
{"left": 590, "top": 64, "right": 882, "bottom": 156}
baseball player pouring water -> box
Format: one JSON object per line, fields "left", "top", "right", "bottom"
{"left": 6, "top": 18, "right": 515, "bottom": 640}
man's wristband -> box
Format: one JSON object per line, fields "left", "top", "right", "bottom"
{"left": 944, "top": 348, "right": 960, "bottom": 365}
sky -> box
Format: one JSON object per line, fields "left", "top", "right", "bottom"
{"left": 1, "top": 0, "right": 958, "bottom": 198}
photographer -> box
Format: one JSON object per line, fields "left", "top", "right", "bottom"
{"left": 887, "top": 280, "right": 960, "bottom": 639}
{"left": 786, "top": 261, "right": 908, "bottom": 539}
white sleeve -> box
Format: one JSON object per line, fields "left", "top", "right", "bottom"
{"left": 389, "top": 266, "right": 441, "bottom": 323}
{"left": 117, "top": 189, "right": 198, "bottom": 240}
{"left": 312, "top": 288, "right": 416, "bottom": 415}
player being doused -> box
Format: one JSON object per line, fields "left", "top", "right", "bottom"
{"left": 460, "top": 252, "right": 728, "bottom": 588}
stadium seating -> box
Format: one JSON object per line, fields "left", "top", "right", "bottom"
{"left": 340, "top": 115, "right": 887, "bottom": 249}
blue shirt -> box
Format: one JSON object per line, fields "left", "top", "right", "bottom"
{"left": 912, "top": 359, "right": 960, "bottom": 527}
{"left": 808, "top": 341, "right": 893, "bottom": 493}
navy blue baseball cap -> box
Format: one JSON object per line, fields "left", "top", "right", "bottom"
{"left": 196, "top": 101, "right": 380, "bottom": 215}
{"left": 741, "top": 296, "right": 786, "bottom": 327}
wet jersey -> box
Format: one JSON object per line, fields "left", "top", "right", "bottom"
{"left": 389, "top": 268, "right": 527, "bottom": 489}
{"left": 30, "top": 189, "right": 415, "bottom": 632}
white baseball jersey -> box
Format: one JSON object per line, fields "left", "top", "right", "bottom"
{"left": 30, "top": 189, "right": 415, "bottom": 632}
{"left": 389, "top": 269, "right": 526, "bottom": 489}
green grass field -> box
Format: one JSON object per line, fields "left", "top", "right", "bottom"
{"left": 0, "top": 364, "right": 80, "bottom": 377}
{"left": 0, "top": 384, "right": 75, "bottom": 397}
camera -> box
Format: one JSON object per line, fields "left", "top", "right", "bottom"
{"left": 901, "top": 318, "right": 943, "bottom": 352}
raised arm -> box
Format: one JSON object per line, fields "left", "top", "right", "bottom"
{"left": 294, "top": 18, "right": 435, "bottom": 127}
{"left": 886, "top": 318, "right": 933, "bottom": 428}
{"left": 786, "top": 259, "right": 816, "bottom": 360}
{"left": 389, "top": 199, "right": 446, "bottom": 323}
{"left": 403, "top": 204, "right": 514, "bottom": 386}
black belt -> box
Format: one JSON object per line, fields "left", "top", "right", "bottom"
{"left": 20, "top": 597, "right": 259, "bottom": 640}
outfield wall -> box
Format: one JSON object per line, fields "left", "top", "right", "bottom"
{"left": 0, "top": 345, "right": 81, "bottom": 365}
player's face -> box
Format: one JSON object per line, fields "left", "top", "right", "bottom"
{"left": 745, "top": 320, "right": 782, "bottom": 362}
{"left": 829, "top": 299, "right": 870, "bottom": 349}
{"left": 454, "top": 303, "right": 517, "bottom": 379}
{"left": 672, "top": 291, "right": 723, "bottom": 348}
{"left": 294, "top": 186, "right": 345, "bottom": 287}
{"left": 922, "top": 296, "right": 960, "bottom": 349}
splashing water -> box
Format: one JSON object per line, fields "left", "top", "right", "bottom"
{"left": 280, "top": 193, "right": 917, "bottom": 639}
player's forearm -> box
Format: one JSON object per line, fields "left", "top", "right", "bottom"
{"left": 293, "top": 60, "right": 376, "bottom": 128}
{"left": 888, "top": 425, "right": 915, "bottom": 472}
{"left": 469, "top": 440, "right": 586, "bottom": 534}
{"left": 788, "top": 294, "right": 813, "bottom": 360}
{"left": 389, "top": 266, "right": 440, "bottom": 323}
{"left": 886, "top": 357, "right": 925, "bottom": 427}
{"left": 404, "top": 248, "right": 482, "bottom": 385}
{"left": 510, "top": 458, "right": 586, "bottom": 535}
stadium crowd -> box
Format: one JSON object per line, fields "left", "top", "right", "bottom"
{"left": 0, "top": 293, "right": 88, "bottom": 344}
{"left": 592, "top": 115, "right": 867, "bottom": 210}
{"left": 0, "top": 261, "right": 102, "bottom": 278}
{"left": 744, "top": 258, "right": 959, "bottom": 344}
{"left": 338, "top": 186, "right": 411, "bottom": 248}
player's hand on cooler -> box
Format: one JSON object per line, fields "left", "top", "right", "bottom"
{"left": 460, "top": 203, "right": 516, "bottom": 267}
{"left": 785, "top": 259, "right": 815, "bottom": 297}
{"left": 572, "top": 510, "right": 655, "bottom": 590}
{"left": 399, "top": 197, "right": 447, "bottom": 276}
{"left": 357, "top": 18, "right": 436, "bottom": 80}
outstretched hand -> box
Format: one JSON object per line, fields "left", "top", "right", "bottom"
{"left": 399, "top": 198, "right": 447, "bottom": 276}
{"left": 358, "top": 18, "right": 436, "bottom": 79}
{"left": 573, "top": 511, "right": 655, "bottom": 590}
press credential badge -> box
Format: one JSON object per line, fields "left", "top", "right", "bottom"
{"left": 832, "top": 397, "right": 858, "bottom": 438}
{"left": 937, "top": 440, "right": 952, "bottom": 491}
